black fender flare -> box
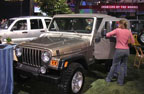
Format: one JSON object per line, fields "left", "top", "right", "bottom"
{"left": 58, "top": 54, "right": 88, "bottom": 70}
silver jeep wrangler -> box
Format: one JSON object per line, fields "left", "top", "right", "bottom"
{"left": 15, "top": 14, "right": 129, "bottom": 94}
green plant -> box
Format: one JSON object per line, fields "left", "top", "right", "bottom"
{"left": 6, "top": 37, "right": 12, "bottom": 43}
{"left": 38, "top": 0, "right": 72, "bottom": 16}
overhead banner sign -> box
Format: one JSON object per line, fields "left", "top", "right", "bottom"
{"left": 101, "top": 5, "right": 138, "bottom": 9}
{"left": 79, "top": 3, "right": 144, "bottom": 11}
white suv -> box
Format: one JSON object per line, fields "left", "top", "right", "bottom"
{"left": 0, "top": 16, "right": 52, "bottom": 44}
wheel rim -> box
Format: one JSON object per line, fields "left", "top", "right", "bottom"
{"left": 71, "top": 71, "right": 83, "bottom": 93}
{"left": 140, "top": 34, "right": 144, "bottom": 43}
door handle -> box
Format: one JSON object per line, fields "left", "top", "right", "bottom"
{"left": 22, "top": 31, "right": 28, "bottom": 33}
{"left": 40, "top": 30, "right": 45, "bottom": 32}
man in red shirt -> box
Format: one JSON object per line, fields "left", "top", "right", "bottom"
{"left": 105, "top": 20, "right": 135, "bottom": 85}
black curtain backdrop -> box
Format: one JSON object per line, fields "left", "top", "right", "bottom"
{"left": 0, "top": 0, "right": 31, "bottom": 20}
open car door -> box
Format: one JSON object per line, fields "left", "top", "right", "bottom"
{"left": 94, "top": 18, "right": 125, "bottom": 59}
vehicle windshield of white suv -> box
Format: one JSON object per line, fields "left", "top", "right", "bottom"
{"left": 0, "top": 19, "right": 15, "bottom": 29}
{"left": 49, "top": 18, "right": 94, "bottom": 34}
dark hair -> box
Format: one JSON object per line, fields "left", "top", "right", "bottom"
{"left": 119, "top": 20, "right": 128, "bottom": 29}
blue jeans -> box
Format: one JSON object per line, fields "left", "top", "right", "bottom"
{"left": 114, "top": 62, "right": 127, "bottom": 77}
{"left": 106, "top": 49, "right": 129, "bottom": 85}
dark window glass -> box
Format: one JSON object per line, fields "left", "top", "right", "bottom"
{"left": 111, "top": 21, "right": 118, "bottom": 31}
{"left": 102, "top": 21, "right": 118, "bottom": 33}
{"left": 96, "top": 18, "right": 103, "bottom": 31}
{"left": 0, "top": 19, "right": 14, "bottom": 29}
{"left": 30, "top": 19, "right": 43, "bottom": 29}
{"left": 12, "top": 20, "right": 27, "bottom": 30}
{"left": 44, "top": 19, "right": 51, "bottom": 28}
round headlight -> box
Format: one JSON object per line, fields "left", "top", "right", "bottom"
{"left": 41, "top": 51, "right": 51, "bottom": 63}
{"left": 15, "top": 47, "right": 22, "bottom": 57}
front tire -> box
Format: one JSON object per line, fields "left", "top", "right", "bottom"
{"left": 59, "top": 63, "right": 85, "bottom": 94}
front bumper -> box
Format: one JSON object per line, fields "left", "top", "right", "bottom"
{"left": 15, "top": 63, "right": 61, "bottom": 84}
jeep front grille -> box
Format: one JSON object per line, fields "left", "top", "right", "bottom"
{"left": 21, "top": 48, "right": 42, "bottom": 67}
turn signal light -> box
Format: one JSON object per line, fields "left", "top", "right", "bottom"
{"left": 50, "top": 60, "right": 58, "bottom": 67}
{"left": 64, "top": 61, "right": 68, "bottom": 68}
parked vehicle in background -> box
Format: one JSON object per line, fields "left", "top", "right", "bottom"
{"left": 130, "top": 19, "right": 144, "bottom": 46}
{"left": 14, "top": 14, "right": 129, "bottom": 94}
{"left": 0, "top": 16, "right": 52, "bottom": 44}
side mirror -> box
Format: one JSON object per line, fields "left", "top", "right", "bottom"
{"left": 101, "top": 29, "right": 107, "bottom": 37}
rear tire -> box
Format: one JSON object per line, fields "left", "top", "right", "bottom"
{"left": 59, "top": 63, "right": 85, "bottom": 94}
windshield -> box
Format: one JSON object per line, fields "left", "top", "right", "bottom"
{"left": 0, "top": 19, "right": 15, "bottom": 29}
{"left": 49, "top": 18, "right": 94, "bottom": 34}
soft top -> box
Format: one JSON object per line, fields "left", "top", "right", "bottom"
{"left": 53, "top": 13, "right": 115, "bottom": 18}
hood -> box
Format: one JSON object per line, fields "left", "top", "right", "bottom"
{"left": 20, "top": 36, "right": 90, "bottom": 56}
{"left": 0, "top": 29, "right": 7, "bottom": 32}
